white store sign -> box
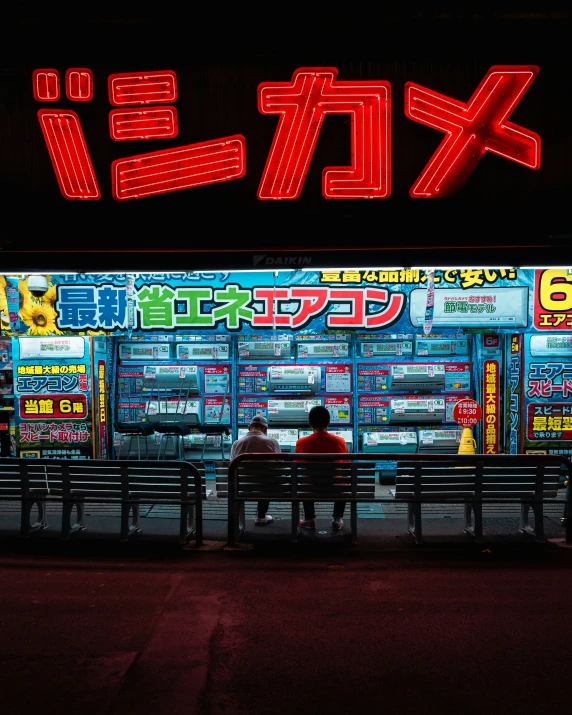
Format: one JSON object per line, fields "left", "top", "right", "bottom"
{"left": 18, "top": 336, "right": 86, "bottom": 359}
{"left": 409, "top": 287, "right": 529, "bottom": 328}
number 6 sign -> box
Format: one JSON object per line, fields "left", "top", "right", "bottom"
{"left": 452, "top": 398, "right": 482, "bottom": 427}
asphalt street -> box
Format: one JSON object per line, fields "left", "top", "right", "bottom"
{"left": 1, "top": 536, "right": 572, "bottom": 715}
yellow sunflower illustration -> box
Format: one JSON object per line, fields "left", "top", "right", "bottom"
{"left": 0, "top": 296, "right": 8, "bottom": 330}
{"left": 42, "top": 284, "right": 58, "bottom": 309}
{"left": 20, "top": 303, "right": 59, "bottom": 336}
{"left": 19, "top": 277, "right": 37, "bottom": 315}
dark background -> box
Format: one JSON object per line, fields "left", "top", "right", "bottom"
{"left": 1, "top": 9, "right": 571, "bottom": 270}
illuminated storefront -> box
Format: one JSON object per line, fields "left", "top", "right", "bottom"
{"left": 0, "top": 267, "right": 570, "bottom": 462}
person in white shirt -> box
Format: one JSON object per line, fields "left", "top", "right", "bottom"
{"left": 229, "top": 416, "right": 281, "bottom": 525}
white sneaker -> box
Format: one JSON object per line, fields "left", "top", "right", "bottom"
{"left": 254, "top": 514, "right": 273, "bottom": 526}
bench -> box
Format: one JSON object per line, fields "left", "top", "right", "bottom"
{"left": 227, "top": 454, "right": 376, "bottom": 545}
{"left": 190, "top": 459, "right": 229, "bottom": 498}
{"left": 0, "top": 459, "right": 205, "bottom": 545}
{"left": 392, "top": 456, "right": 568, "bottom": 544}
{"left": 228, "top": 453, "right": 570, "bottom": 546}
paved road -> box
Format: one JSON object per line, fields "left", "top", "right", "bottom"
{"left": 1, "top": 540, "right": 572, "bottom": 714}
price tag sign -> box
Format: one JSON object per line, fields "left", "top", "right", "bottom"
{"left": 452, "top": 399, "right": 482, "bottom": 427}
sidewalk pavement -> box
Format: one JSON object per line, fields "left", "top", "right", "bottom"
{"left": 1, "top": 535, "right": 572, "bottom": 715}
{"left": 0, "top": 497, "right": 568, "bottom": 549}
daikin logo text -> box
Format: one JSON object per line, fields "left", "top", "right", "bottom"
{"left": 253, "top": 256, "right": 313, "bottom": 267}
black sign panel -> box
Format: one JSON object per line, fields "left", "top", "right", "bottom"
{"left": 1, "top": 11, "right": 571, "bottom": 269}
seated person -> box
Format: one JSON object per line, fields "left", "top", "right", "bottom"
{"left": 295, "top": 405, "right": 348, "bottom": 530}
{"left": 230, "top": 416, "right": 281, "bottom": 526}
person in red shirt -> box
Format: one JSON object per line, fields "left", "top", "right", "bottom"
{"left": 295, "top": 405, "right": 348, "bottom": 530}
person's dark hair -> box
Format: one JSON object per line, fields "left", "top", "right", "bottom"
{"left": 308, "top": 405, "right": 330, "bottom": 430}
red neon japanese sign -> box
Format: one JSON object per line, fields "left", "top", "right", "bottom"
{"left": 65, "top": 68, "right": 94, "bottom": 102}
{"left": 33, "top": 69, "right": 60, "bottom": 102}
{"left": 109, "top": 107, "right": 179, "bottom": 141}
{"left": 111, "top": 136, "right": 246, "bottom": 201}
{"left": 33, "top": 64, "right": 541, "bottom": 202}
{"left": 258, "top": 67, "right": 391, "bottom": 200}
{"left": 108, "top": 71, "right": 178, "bottom": 105}
{"left": 37, "top": 109, "right": 101, "bottom": 199}
{"left": 405, "top": 65, "right": 541, "bottom": 198}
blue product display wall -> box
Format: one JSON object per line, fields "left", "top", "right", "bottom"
{"left": 1, "top": 268, "right": 571, "bottom": 460}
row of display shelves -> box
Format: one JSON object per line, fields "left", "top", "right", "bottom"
{"left": 117, "top": 332, "right": 572, "bottom": 360}
{"left": 117, "top": 392, "right": 473, "bottom": 427}
{"left": 118, "top": 335, "right": 471, "bottom": 361}
{"left": 117, "top": 362, "right": 474, "bottom": 397}
{"left": 112, "top": 425, "right": 464, "bottom": 457}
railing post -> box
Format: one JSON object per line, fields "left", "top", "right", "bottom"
{"left": 60, "top": 461, "right": 72, "bottom": 539}
{"left": 192, "top": 464, "right": 203, "bottom": 547}
{"left": 533, "top": 461, "right": 545, "bottom": 541}
{"left": 227, "top": 458, "right": 236, "bottom": 546}
{"left": 291, "top": 459, "right": 299, "bottom": 544}
{"left": 118, "top": 463, "right": 127, "bottom": 541}
{"left": 473, "top": 459, "right": 484, "bottom": 541}
{"left": 412, "top": 460, "right": 422, "bottom": 543}
{"left": 19, "top": 461, "right": 30, "bottom": 538}
{"left": 351, "top": 461, "right": 358, "bottom": 544}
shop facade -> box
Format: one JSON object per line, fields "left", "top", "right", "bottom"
{"left": 0, "top": 267, "right": 570, "bottom": 465}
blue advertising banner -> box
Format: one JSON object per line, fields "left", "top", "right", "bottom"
{"left": 0, "top": 268, "right": 544, "bottom": 337}
{"left": 12, "top": 336, "right": 93, "bottom": 459}
{"left": 523, "top": 332, "right": 572, "bottom": 458}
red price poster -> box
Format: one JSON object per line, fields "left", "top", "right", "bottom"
{"left": 204, "top": 366, "right": 230, "bottom": 394}
{"left": 534, "top": 269, "right": 572, "bottom": 330}
{"left": 358, "top": 396, "right": 391, "bottom": 407}
{"left": 452, "top": 399, "right": 482, "bottom": 427}
{"left": 325, "top": 365, "right": 352, "bottom": 392}
{"left": 19, "top": 393, "right": 87, "bottom": 420}
{"left": 324, "top": 397, "right": 351, "bottom": 423}
{"left": 527, "top": 404, "right": 572, "bottom": 441}
{"left": 204, "top": 396, "right": 231, "bottom": 424}
{"left": 238, "top": 366, "right": 269, "bottom": 393}
{"left": 357, "top": 365, "right": 390, "bottom": 392}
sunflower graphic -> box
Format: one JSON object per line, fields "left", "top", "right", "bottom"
{"left": 20, "top": 303, "right": 59, "bottom": 336}
{"left": 42, "top": 283, "right": 58, "bottom": 309}
{"left": 0, "top": 291, "right": 8, "bottom": 331}
{"left": 19, "top": 277, "right": 36, "bottom": 315}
